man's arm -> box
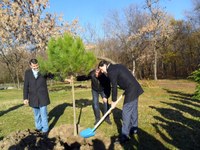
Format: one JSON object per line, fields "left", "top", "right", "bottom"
{"left": 44, "top": 73, "right": 54, "bottom": 79}
{"left": 76, "top": 75, "right": 90, "bottom": 81}
{"left": 109, "top": 71, "right": 118, "bottom": 102}
{"left": 111, "top": 81, "right": 118, "bottom": 102}
{"left": 76, "top": 70, "right": 94, "bottom": 81}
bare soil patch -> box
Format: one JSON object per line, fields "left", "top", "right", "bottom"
{"left": 0, "top": 124, "right": 122, "bottom": 150}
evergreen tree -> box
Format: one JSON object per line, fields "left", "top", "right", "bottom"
{"left": 38, "top": 33, "right": 96, "bottom": 135}
{"left": 189, "top": 67, "right": 200, "bottom": 99}
{"left": 39, "top": 33, "right": 96, "bottom": 79}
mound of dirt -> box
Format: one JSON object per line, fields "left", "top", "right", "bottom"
{"left": 0, "top": 124, "right": 122, "bottom": 150}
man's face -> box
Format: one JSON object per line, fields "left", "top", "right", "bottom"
{"left": 95, "top": 69, "right": 101, "bottom": 77}
{"left": 30, "top": 63, "right": 39, "bottom": 71}
{"left": 99, "top": 64, "right": 107, "bottom": 74}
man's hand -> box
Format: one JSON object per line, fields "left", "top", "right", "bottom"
{"left": 64, "top": 76, "right": 74, "bottom": 84}
{"left": 23, "top": 99, "right": 29, "bottom": 105}
{"left": 64, "top": 78, "right": 73, "bottom": 83}
{"left": 111, "top": 101, "right": 117, "bottom": 109}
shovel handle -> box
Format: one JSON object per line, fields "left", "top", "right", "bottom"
{"left": 92, "top": 94, "right": 123, "bottom": 131}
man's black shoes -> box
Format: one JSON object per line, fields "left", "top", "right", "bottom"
{"left": 130, "top": 127, "right": 138, "bottom": 135}
{"left": 41, "top": 132, "right": 48, "bottom": 138}
{"left": 115, "top": 134, "right": 130, "bottom": 144}
{"left": 129, "top": 127, "right": 138, "bottom": 139}
{"left": 35, "top": 129, "right": 41, "bottom": 132}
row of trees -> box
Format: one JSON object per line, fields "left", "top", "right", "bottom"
{"left": 0, "top": 0, "right": 80, "bottom": 87}
{"left": 84, "top": 0, "right": 200, "bottom": 80}
{"left": 1, "top": 0, "right": 200, "bottom": 86}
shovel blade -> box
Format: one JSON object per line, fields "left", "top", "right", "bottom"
{"left": 80, "top": 128, "right": 95, "bottom": 138}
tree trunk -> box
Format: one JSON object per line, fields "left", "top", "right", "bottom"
{"left": 7, "top": 64, "right": 16, "bottom": 86}
{"left": 173, "top": 61, "right": 177, "bottom": 79}
{"left": 132, "top": 59, "right": 136, "bottom": 76}
{"left": 16, "top": 69, "right": 20, "bottom": 89}
{"left": 153, "top": 41, "right": 158, "bottom": 80}
{"left": 71, "top": 76, "right": 77, "bottom": 136}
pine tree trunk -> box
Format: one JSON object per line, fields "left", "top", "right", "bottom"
{"left": 71, "top": 76, "right": 77, "bottom": 136}
{"left": 154, "top": 41, "right": 158, "bottom": 80}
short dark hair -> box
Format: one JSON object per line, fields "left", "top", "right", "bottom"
{"left": 29, "top": 59, "right": 38, "bottom": 65}
{"left": 98, "top": 60, "right": 109, "bottom": 67}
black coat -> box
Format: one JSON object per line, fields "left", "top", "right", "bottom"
{"left": 77, "top": 69, "right": 111, "bottom": 98}
{"left": 107, "top": 64, "right": 144, "bottom": 103}
{"left": 23, "top": 69, "right": 50, "bottom": 107}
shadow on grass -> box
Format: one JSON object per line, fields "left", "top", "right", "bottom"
{"left": 164, "top": 89, "right": 199, "bottom": 104}
{"left": 48, "top": 103, "right": 72, "bottom": 131}
{"left": 48, "top": 99, "right": 92, "bottom": 131}
{"left": 112, "top": 107, "right": 122, "bottom": 134}
{"left": 108, "top": 107, "right": 166, "bottom": 150}
{"left": 0, "top": 104, "right": 23, "bottom": 117}
{"left": 0, "top": 130, "right": 3, "bottom": 140}
{"left": 108, "top": 128, "right": 166, "bottom": 150}
{"left": 76, "top": 98, "right": 92, "bottom": 132}
{"left": 0, "top": 104, "right": 50, "bottom": 141}
{"left": 149, "top": 89, "right": 200, "bottom": 149}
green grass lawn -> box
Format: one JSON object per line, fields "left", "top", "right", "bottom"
{"left": 0, "top": 80, "right": 199, "bottom": 149}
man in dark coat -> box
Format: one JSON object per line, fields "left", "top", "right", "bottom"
{"left": 77, "top": 68, "right": 112, "bottom": 125}
{"left": 98, "top": 60, "right": 144, "bottom": 144}
{"left": 23, "top": 59, "right": 50, "bottom": 136}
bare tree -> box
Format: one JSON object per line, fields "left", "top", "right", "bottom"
{"left": 186, "top": 0, "right": 200, "bottom": 29}
{"left": 138, "top": 0, "right": 174, "bottom": 80}
{"left": 0, "top": 0, "right": 79, "bottom": 86}
{"left": 102, "top": 4, "right": 149, "bottom": 76}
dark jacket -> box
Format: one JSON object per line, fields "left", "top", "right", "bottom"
{"left": 107, "top": 64, "right": 144, "bottom": 103}
{"left": 23, "top": 69, "right": 50, "bottom": 107}
{"left": 77, "top": 70, "right": 111, "bottom": 98}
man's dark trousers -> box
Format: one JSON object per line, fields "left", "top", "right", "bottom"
{"left": 122, "top": 97, "right": 138, "bottom": 136}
